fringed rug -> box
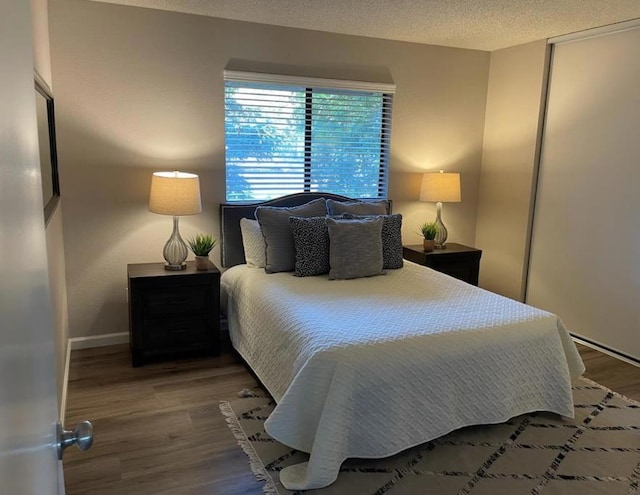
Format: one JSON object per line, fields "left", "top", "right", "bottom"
{"left": 219, "top": 378, "right": 640, "bottom": 494}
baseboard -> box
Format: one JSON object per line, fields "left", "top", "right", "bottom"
{"left": 69, "top": 332, "right": 129, "bottom": 350}
{"left": 572, "top": 333, "right": 640, "bottom": 368}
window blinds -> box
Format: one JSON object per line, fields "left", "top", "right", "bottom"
{"left": 224, "top": 71, "right": 394, "bottom": 202}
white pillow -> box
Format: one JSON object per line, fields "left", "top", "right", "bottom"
{"left": 240, "top": 218, "right": 266, "bottom": 268}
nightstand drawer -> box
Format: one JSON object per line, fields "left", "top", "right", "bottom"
{"left": 142, "top": 287, "right": 208, "bottom": 317}
{"left": 403, "top": 243, "right": 482, "bottom": 286}
{"left": 432, "top": 261, "right": 473, "bottom": 282}
{"left": 143, "top": 316, "right": 211, "bottom": 350}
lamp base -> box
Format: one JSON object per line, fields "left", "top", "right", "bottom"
{"left": 162, "top": 216, "right": 188, "bottom": 271}
{"left": 433, "top": 202, "right": 449, "bottom": 250}
{"left": 164, "top": 262, "right": 187, "bottom": 271}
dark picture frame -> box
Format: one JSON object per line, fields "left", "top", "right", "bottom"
{"left": 35, "top": 73, "right": 60, "bottom": 224}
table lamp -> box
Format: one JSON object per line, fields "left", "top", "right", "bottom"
{"left": 420, "top": 170, "right": 461, "bottom": 249}
{"left": 149, "top": 171, "right": 202, "bottom": 270}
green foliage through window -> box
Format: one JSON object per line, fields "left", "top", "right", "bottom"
{"left": 224, "top": 81, "right": 392, "bottom": 201}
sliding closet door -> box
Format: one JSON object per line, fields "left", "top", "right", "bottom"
{"left": 527, "top": 24, "right": 640, "bottom": 360}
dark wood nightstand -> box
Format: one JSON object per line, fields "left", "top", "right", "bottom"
{"left": 127, "top": 261, "right": 221, "bottom": 367}
{"left": 403, "top": 243, "right": 482, "bottom": 286}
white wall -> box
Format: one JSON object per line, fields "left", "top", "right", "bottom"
{"left": 475, "top": 40, "right": 549, "bottom": 300}
{"left": 45, "top": 206, "right": 70, "bottom": 406}
{"left": 31, "top": 0, "right": 52, "bottom": 84}
{"left": 49, "top": 0, "right": 490, "bottom": 339}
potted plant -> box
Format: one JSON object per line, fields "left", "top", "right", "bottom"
{"left": 187, "top": 233, "right": 217, "bottom": 271}
{"left": 419, "top": 221, "right": 438, "bottom": 252}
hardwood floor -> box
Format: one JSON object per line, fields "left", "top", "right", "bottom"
{"left": 575, "top": 344, "right": 640, "bottom": 401}
{"left": 63, "top": 337, "right": 263, "bottom": 495}
{"left": 63, "top": 338, "right": 640, "bottom": 495}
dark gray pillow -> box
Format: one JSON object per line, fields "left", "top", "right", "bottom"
{"left": 327, "top": 217, "right": 385, "bottom": 280}
{"left": 289, "top": 216, "right": 330, "bottom": 277}
{"left": 326, "top": 198, "right": 389, "bottom": 216}
{"left": 256, "top": 198, "right": 327, "bottom": 273}
{"left": 343, "top": 213, "right": 403, "bottom": 269}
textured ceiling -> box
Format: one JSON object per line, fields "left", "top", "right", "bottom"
{"left": 88, "top": 0, "right": 640, "bottom": 51}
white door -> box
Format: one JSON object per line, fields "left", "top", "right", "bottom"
{"left": 1, "top": 1, "right": 65, "bottom": 492}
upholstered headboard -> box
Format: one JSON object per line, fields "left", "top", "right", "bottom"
{"left": 219, "top": 193, "right": 391, "bottom": 268}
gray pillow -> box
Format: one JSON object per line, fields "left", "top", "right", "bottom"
{"left": 326, "top": 198, "right": 389, "bottom": 216}
{"left": 343, "top": 213, "right": 403, "bottom": 269}
{"left": 256, "top": 198, "right": 327, "bottom": 273}
{"left": 289, "top": 216, "right": 330, "bottom": 277}
{"left": 327, "top": 217, "right": 385, "bottom": 280}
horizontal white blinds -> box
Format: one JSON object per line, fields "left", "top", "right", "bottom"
{"left": 224, "top": 78, "right": 393, "bottom": 202}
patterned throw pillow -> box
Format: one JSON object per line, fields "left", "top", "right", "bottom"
{"left": 255, "top": 198, "right": 327, "bottom": 273}
{"left": 289, "top": 216, "right": 330, "bottom": 277}
{"left": 379, "top": 214, "right": 403, "bottom": 269}
{"left": 342, "top": 214, "right": 403, "bottom": 269}
{"left": 327, "top": 217, "right": 385, "bottom": 280}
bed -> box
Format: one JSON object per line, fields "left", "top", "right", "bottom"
{"left": 219, "top": 193, "right": 585, "bottom": 491}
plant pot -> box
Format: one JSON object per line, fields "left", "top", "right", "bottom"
{"left": 194, "top": 255, "right": 210, "bottom": 271}
{"left": 423, "top": 239, "right": 435, "bottom": 252}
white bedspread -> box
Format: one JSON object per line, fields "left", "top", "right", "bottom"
{"left": 221, "top": 262, "right": 585, "bottom": 490}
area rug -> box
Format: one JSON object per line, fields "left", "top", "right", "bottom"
{"left": 219, "top": 378, "right": 640, "bottom": 494}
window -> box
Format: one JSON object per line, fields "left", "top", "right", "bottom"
{"left": 224, "top": 73, "right": 394, "bottom": 201}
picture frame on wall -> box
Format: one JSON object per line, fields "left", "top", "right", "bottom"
{"left": 35, "top": 72, "right": 60, "bottom": 224}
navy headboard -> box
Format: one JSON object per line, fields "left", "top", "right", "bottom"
{"left": 219, "top": 193, "right": 391, "bottom": 268}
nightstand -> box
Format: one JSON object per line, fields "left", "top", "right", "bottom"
{"left": 127, "top": 261, "right": 220, "bottom": 367}
{"left": 403, "top": 243, "right": 482, "bottom": 286}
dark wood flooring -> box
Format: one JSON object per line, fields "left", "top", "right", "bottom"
{"left": 63, "top": 339, "right": 640, "bottom": 495}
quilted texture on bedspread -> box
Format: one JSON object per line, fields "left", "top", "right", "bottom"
{"left": 221, "top": 262, "right": 585, "bottom": 490}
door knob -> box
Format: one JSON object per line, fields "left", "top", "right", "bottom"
{"left": 56, "top": 420, "right": 93, "bottom": 459}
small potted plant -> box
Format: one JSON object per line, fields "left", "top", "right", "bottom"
{"left": 419, "top": 221, "right": 438, "bottom": 252}
{"left": 187, "top": 233, "right": 217, "bottom": 271}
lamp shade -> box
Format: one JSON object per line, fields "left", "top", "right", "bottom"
{"left": 149, "top": 171, "right": 202, "bottom": 216}
{"left": 420, "top": 172, "right": 461, "bottom": 203}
